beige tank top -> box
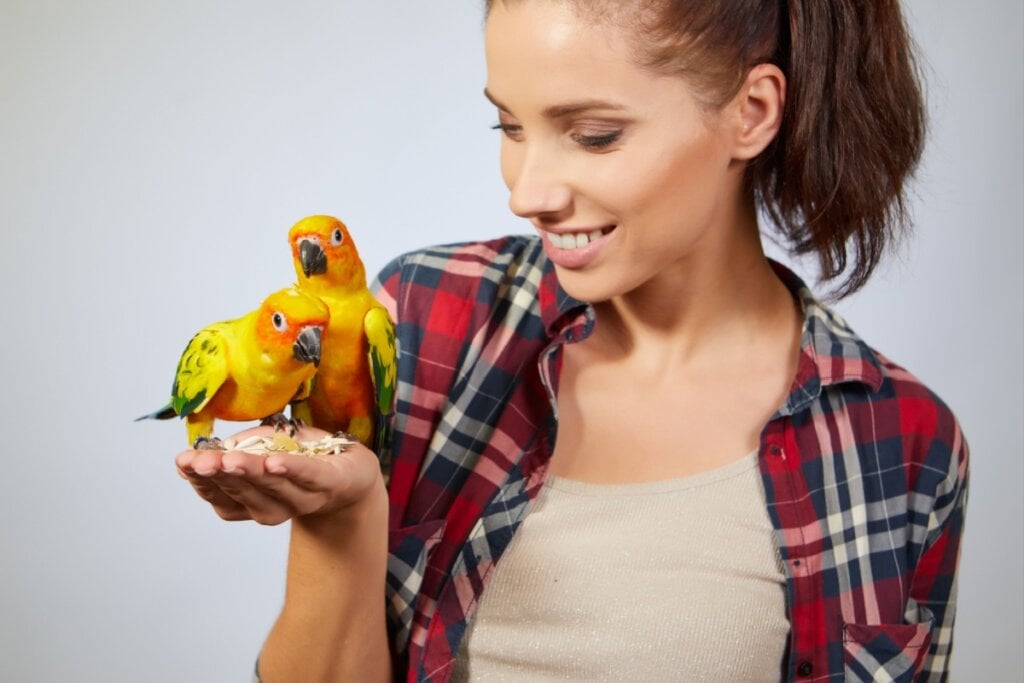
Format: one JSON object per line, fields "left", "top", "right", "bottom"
{"left": 452, "top": 451, "right": 789, "bottom": 681}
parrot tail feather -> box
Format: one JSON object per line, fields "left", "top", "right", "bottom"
{"left": 135, "top": 405, "right": 178, "bottom": 422}
{"left": 372, "top": 411, "right": 393, "bottom": 485}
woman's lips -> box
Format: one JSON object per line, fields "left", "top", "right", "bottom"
{"left": 539, "top": 226, "right": 616, "bottom": 269}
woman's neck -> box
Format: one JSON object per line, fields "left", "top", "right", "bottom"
{"left": 587, "top": 216, "right": 797, "bottom": 373}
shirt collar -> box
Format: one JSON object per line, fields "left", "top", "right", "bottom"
{"left": 770, "top": 260, "right": 884, "bottom": 415}
{"left": 537, "top": 248, "right": 883, "bottom": 412}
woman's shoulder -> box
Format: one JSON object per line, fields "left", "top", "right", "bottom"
{"left": 371, "top": 233, "right": 570, "bottom": 328}
{"left": 373, "top": 234, "right": 545, "bottom": 290}
{"left": 775, "top": 260, "right": 967, "bottom": 473}
{"left": 808, "top": 306, "right": 968, "bottom": 483}
{"left": 370, "top": 233, "right": 575, "bottom": 343}
{"left": 867, "top": 347, "right": 967, "bottom": 458}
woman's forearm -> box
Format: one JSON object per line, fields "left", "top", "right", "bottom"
{"left": 259, "top": 478, "right": 391, "bottom": 682}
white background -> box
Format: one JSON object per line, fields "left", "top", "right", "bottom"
{"left": 1, "top": 1, "right": 1020, "bottom": 680}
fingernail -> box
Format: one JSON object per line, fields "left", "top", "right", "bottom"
{"left": 194, "top": 466, "right": 215, "bottom": 477}
{"left": 266, "top": 461, "right": 287, "bottom": 475}
{"left": 222, "top": 465, "right": 238, "bottom": 475}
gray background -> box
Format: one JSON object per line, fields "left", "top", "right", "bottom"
{"left": 1, "top": 1, "right": 1020, "bottom": 680}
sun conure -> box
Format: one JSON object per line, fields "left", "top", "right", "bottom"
{"left": 137, "top": 287, "right": 330, "bottom": 447}
{"left": 287, "top": 215, "right": 396, "bottom": 455}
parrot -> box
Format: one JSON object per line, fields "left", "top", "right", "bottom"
{"left": 137, "top": 286, "right": 330, "bottom": 447}
{"left": 287, "top": 215, "right": 396, "bottom": 454}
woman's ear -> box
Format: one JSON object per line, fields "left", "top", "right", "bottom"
{"left": 730, "top": 63, "right": 786, "bottom": 161}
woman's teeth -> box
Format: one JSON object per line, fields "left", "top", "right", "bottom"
{"left": 546, "top": 229, "right": 605, "bottom": 250}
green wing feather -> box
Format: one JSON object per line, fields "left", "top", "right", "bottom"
{"left": 364, "top": 306, "right": 397, "bottom": 463}
{"left": 170, "top": 324, "right": 230, "bottom": 417}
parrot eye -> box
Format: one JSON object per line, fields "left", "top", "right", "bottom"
{"left": 272, "top": 312, "right": 288, "bottom": 332}
{"left": 330, "top": 228, "right": 344, "bottom": 246}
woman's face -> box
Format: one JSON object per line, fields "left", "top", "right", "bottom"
{"left": 485, "top": 1, "right": 745, "bottom": 304}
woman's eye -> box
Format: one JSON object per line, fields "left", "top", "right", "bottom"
{"left": 491, "top": 122, "right": 524, "bottom": 141}
{"left": 572, "top": 130, "right": 622, "bottom": 149}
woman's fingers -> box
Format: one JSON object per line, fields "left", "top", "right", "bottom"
{"left": 176, "top": 466, "right": 253, "bottom": 521}
{"left": 177, "top": 447, "right": 227, "bottom": 477}
{"left": 177, "top": 448, "right": 267, "bottom": 520}
{"left": 204, "top": 471, "right": 309, "bottom": 525}
{"left": 176, "top": 448, "right": 346, "bottom": 523}
{"left": 216, "top": 453, "right": 338, "bottom": 517}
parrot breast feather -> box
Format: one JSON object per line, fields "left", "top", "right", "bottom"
{"left": 171, "top": 325, "right": 230, "bottom": 417}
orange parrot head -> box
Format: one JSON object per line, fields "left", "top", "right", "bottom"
{"left": 288, "top": 215, "right": 367, "bottom": 291}
{"left": 254, "top": 287, "right": 331, "bottom": 367}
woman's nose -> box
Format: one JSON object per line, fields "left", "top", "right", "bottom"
{"left": 505, "top": 146, "right": 572, "bottom": 220}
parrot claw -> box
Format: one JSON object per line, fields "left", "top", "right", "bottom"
{"left": 193, "top": 436, "right": 225, "bottom": 450}
{"left": 261, "top": 412, "right": 304, "bottom": 437}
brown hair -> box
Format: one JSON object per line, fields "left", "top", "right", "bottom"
{"left": 486, "top": 0, "right": 927, "bottom": 297}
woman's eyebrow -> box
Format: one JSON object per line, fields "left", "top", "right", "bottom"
{"left": 484, "top": 88, "right": 627, "bottom": 118}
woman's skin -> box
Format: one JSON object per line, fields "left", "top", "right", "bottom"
{"left": 175, "top": 1, "right": 802, "bottom": 680}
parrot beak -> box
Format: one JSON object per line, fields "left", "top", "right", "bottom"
{"left": 293, "top": 326, "right": 323, "bottom": 367}
{"left": 299, "top": 239, "right": 328, "bottom": 278}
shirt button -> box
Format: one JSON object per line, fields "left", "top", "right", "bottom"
{"left": 768, "top": 444, "right": 782, "bottom": 455}
{"left": 797, "top": 660, "right": 813, "bottom": 676}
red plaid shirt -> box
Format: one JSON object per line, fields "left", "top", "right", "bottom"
{"left": 372, "top": 235, "right": 968, "bottom": 682}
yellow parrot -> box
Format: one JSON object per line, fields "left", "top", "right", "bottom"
{"left": 138, "top": 287, "right": 330, "bottom": 447}
{"left": 287, "top": 215, "right": 396, "bottom": 453}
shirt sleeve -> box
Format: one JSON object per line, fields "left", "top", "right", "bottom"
{"left": 911, "top": 412, "right": 970, "bottom": 681}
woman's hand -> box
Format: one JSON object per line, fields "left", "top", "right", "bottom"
{"left": 174, "top": 424, "right": 384, "bottom": 526}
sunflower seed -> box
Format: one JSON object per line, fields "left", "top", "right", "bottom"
{"left": 223, "top": 432, "right": 357, "bottom": 457}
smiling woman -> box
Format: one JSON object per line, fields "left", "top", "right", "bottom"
{"left": 171, "top": 1, "right": 968, "bottom": 681}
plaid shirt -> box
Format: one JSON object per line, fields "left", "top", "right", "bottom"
{"left": 372, "top": 235, "right": 968, "bottom": 683}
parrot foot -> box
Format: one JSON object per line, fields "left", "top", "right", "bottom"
{"left": 193, "top": 436, "right": 225, "bottom": 450}
{"left": 261, "top": 412, "right": 304, "bottom": 437}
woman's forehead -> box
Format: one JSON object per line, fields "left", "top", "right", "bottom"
{"left": 484, "top": 1, "right": 694, "bottom": 116}
{"left": 485, "top": 2, "right": 634, "bottom": 81}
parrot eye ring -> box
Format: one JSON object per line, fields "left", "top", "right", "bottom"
{"left": 272, "top": 312, "right": 288, "bottom": 332}
{"left": 331, "top": 228, "right": 344, "bottom": 246}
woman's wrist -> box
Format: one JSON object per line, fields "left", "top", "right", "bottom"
{"left": 262, "top": 473, "right": 390, "bottom": 681}
{"left": 292, "top": 471, "right": 388, "bottom": 547}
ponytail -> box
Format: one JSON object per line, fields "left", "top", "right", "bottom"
{"left": 755, "top": 0, "right": 927, "bottom": 297}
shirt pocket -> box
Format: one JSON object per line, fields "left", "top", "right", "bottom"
{"left": 386, "top": 519, "right": 447, "bottom": 654}
{"left": 842, "top": 618, "right": 933, "bottom": 683}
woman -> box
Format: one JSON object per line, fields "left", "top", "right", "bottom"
{"left": 176, "top": 1, "right": 968, "bottom": 680}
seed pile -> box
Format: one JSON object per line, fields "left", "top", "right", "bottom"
{"left": 220, "top": 432, "right": 356, "bottom": 456}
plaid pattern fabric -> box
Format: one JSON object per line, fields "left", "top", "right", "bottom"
{"left": 372, "top": 235, "right": 968, "bottom": 683}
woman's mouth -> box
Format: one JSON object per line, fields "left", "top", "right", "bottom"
{"left": 539, "top": 226, "right": 616, "bottom": 269}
